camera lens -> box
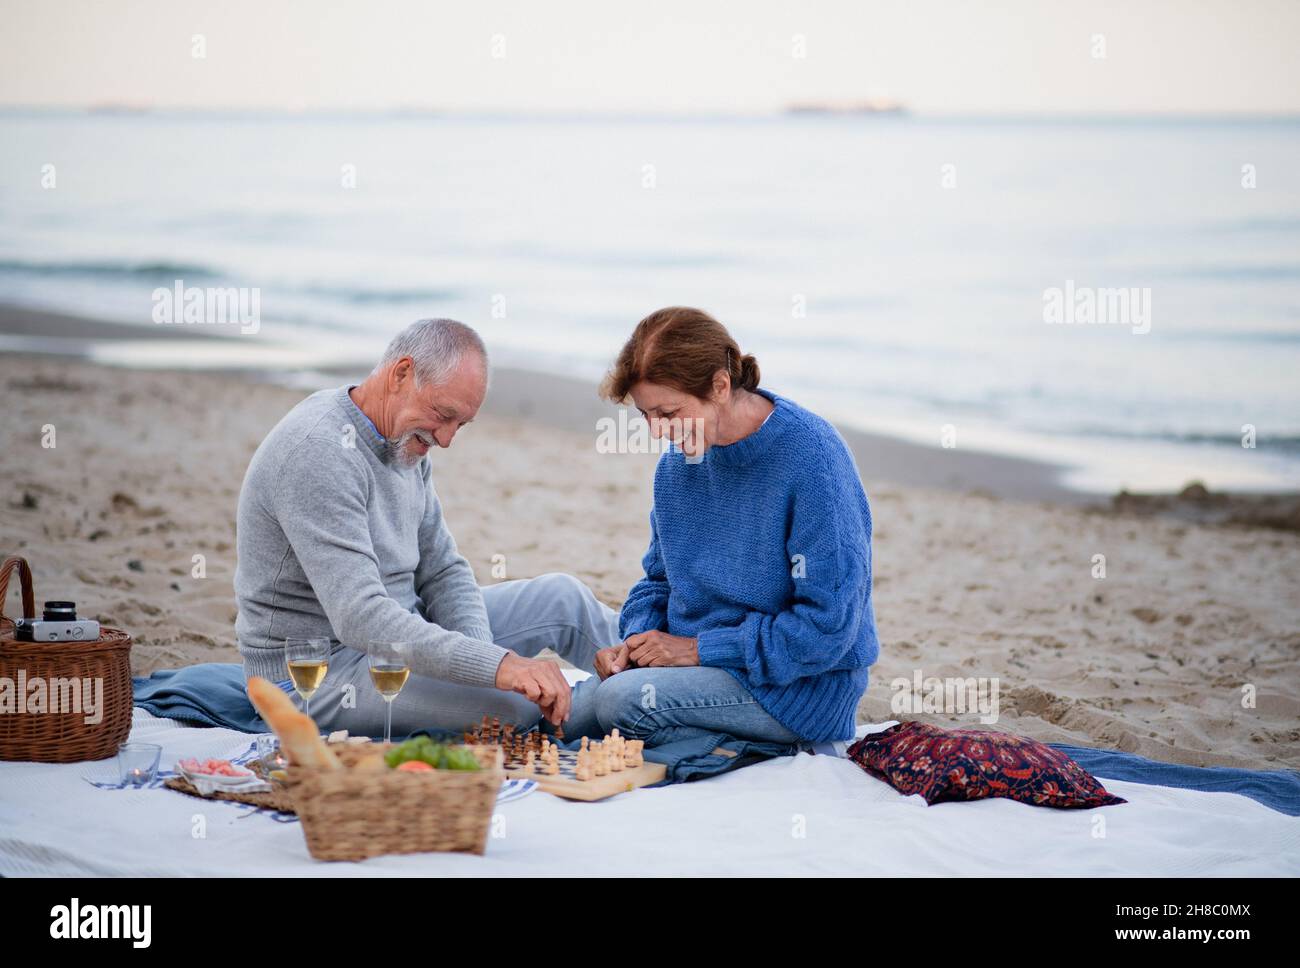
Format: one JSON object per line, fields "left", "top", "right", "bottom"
{"left": 43, "top": 601, "right": 77, "bottom": 622}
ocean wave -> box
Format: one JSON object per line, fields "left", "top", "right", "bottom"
{"left": 0, "top": 260, "right": 464, "bottom": 306}
{"left": 0, "top": 258, "right": 219, "bottom": 280}
{"left": 298, "top": 285, "right": 460, "bottom": 304}
{"left": 1053, "top": 427, "right": 1300, "bottom": 453}
{"left": 1209, "top": 216, "right": 1300, "bottom": 235}
{"left": 1159, "top": 263, "right": 1300, "bottom": 281}
{"left": 1163, "top": 329, "right": 1300, "bottom": 344}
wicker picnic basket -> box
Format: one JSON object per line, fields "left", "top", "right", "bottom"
{"left": 0, "top": 555, "right": 134, "bottom": 762}
{"left": 284, "top": 743, "right": 505, "bottom": 861}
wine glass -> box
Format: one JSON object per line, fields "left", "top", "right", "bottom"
{"left": 367, "top": 641, "right": 411, "bottom": 744}
{"left": 285, "top": 637, "right": 330, "bottom": 720}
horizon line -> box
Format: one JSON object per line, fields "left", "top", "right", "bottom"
{"left": 2, "top": 104, "right": 1299, "bottom": 122}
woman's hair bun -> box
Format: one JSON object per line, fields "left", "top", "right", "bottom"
{"left": 737, "top": 353, "right": 760, "bottom": 391}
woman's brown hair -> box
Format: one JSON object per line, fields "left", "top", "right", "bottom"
{"left": 600, "top": 307, "right": 760, "bottom": 402}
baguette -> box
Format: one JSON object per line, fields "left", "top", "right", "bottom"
{"left": 247, "top": 676, "right": 341, "bottom": 770}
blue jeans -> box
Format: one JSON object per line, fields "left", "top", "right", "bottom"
{"left": 553, "top": 666, "right": 803, "bottom": 747}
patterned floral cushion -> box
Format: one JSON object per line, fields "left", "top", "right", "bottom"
{"left": 846, "top": 721, "right": 1127, "bottom": 809}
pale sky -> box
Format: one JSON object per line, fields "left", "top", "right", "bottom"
{"left": 2, "top": 0, "right": 1298, "bottom": 114}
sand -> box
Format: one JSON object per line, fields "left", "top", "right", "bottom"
{"left": 2, "top": 316, "right": 1298, "bottom": 772}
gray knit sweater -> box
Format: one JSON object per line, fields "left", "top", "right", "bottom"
{"left": 234, "top": 386, "right": 507, "bottom": 686}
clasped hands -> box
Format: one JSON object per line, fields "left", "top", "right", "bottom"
{"left": 594, "top": 630, "right": 699, "bottom": 680}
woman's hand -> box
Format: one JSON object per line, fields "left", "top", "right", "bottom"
{"left": 625, "top": 630, "right": 700, "bottom": 667}
{"left": 594, "top": 644, "right": 634, "bottom": 680}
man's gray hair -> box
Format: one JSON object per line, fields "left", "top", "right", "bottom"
{"left": 375, "top": 318, "right": 488, "bottom": 387}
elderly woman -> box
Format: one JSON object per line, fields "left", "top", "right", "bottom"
{"left": 563, "top": 307, "right": 880, "bottom": 748}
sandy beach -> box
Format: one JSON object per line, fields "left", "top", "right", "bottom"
{"left": 2, "top": 306, "right": 1298, "bottom": 773}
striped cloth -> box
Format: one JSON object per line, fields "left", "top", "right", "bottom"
{"left": 80, "top": 726, "right": 536, "bottom": 812}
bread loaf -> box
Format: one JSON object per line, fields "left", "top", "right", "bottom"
{"left": 247, "top": 676, "right": 341, "bottom": 770}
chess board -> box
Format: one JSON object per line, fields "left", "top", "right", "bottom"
{"left": 464, "top": 717, "right": 666, "bottom": 802}
{"left": 499, "top": 745, "right": 667, "bottom": 802}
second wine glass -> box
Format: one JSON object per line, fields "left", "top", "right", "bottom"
{"left": 367, "top": 641, "right": 411, "bottom": 744}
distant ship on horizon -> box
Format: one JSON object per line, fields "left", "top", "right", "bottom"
{"left": 786, "top": 98, "right": 908, "bottom": 117}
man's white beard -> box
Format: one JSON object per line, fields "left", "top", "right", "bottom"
{"left": 388, "top": 428, "right": 434, "bottom": 468}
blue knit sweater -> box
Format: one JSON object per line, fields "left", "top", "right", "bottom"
{"left": 618, "top": 388, "right": 879, "bottom": 743}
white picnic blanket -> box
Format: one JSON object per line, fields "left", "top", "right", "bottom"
{"left": 1, "top": 706, "right": 1297, "bottom": 876}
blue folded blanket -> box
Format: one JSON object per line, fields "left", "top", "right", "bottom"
{"left": 1049, "top": 743, "right": 1300, "bottom": 817}
{"left": 133, "top": 663, "right": 1300, "bottom": 813}
{"left": 133, "top": 663, "right": 272, "bottom": 732}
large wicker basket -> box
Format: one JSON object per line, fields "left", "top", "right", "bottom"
{"left": 284, "top": 743, "right": 505, "bottom": 861}
{"left": 0, "top": 555, "right": 134, "bottom": 762}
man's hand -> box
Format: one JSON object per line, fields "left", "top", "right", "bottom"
{"left": 625, "top": 630, "right": 699, "bottom": 668}
{"left": 494, "top": 653, "right": 572, "bottom": 725}
{"left": 594, "top": 643, "right": 635, "bottom": 680}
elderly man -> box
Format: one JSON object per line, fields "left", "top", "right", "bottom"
{"left": 234, "top": 318, "right": 619, "bottom": 737}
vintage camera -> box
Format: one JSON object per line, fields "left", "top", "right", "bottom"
{"left": 13, "top": 601, "right": 101, "bottom": 642}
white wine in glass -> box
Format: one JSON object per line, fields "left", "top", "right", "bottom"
{"left": 368, "top": 642, "right": 411, "bottom": 744}
{"left": 285, "top": 637, "right": 330, "bottom": 720}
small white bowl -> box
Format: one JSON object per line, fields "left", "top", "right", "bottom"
{"left": 178, "top": 763, "right": 270, "bottom": 795}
